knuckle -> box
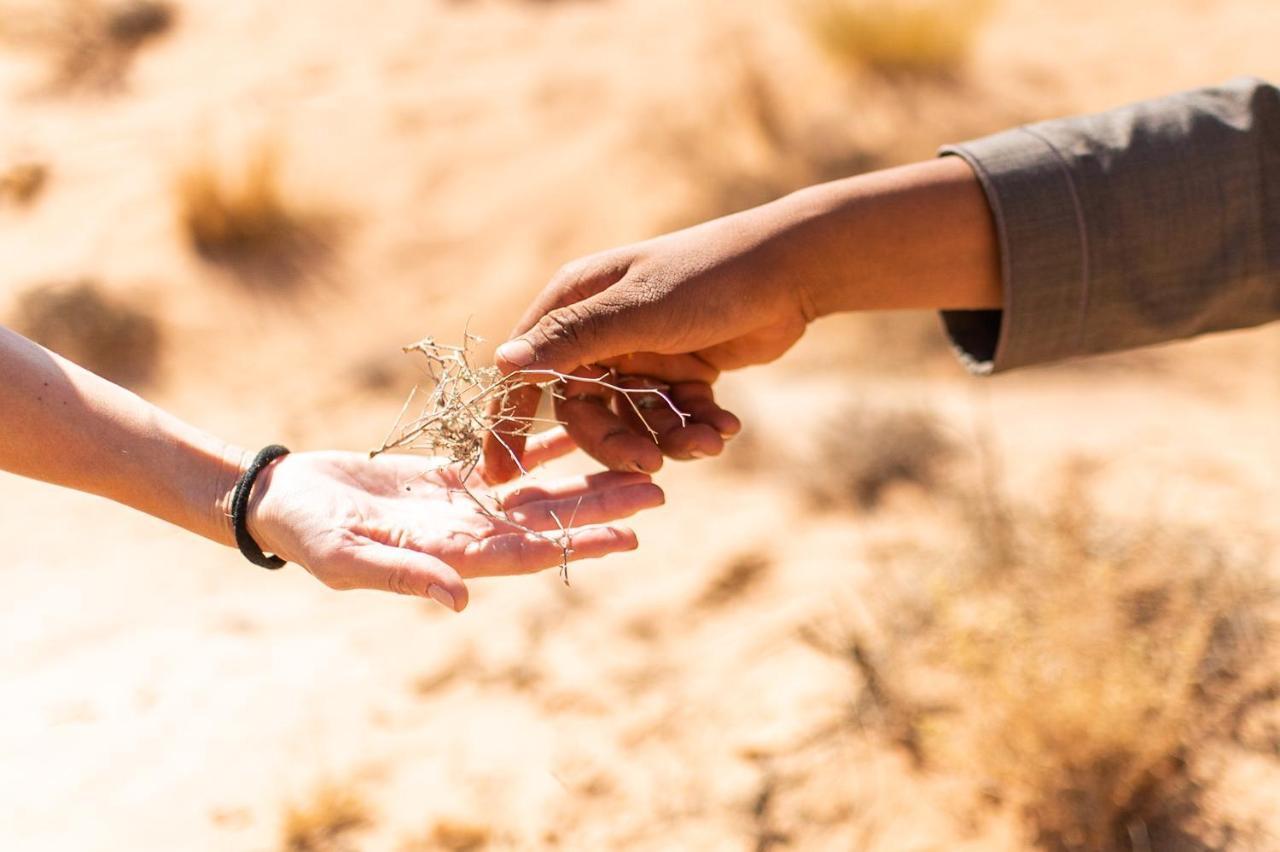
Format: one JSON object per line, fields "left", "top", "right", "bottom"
{"left": 552, "top": 257, "right": 594, "bottom": 290}
{"left": 383, "top": 563, "right": 417, "bottom": 597}
{"left": 540, "top": 304, "right": 592, "bottom": 347}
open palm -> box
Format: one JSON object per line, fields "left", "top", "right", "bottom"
{"left": 247, "top": 429, "right": 663, "bottom": 611}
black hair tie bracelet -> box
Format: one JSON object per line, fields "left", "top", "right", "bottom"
{"left": 230, "top": 444, "right": 291, "bottom": 569}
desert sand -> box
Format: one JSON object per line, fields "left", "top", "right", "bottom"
{"left": 2, "top": 1, "right": 1279, "bottom": 849}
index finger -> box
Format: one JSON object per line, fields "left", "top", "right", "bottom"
{"left": 481, "top": 383, "right": 543, "bottom": 485}
{"left": 506, "top": 253, "right": 634, "bottom": 346}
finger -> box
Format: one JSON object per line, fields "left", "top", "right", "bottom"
{"left": 613, "top": 377, "right": 730, "bottom": 460}
{"left": 504, "top": 481, "right": 665, "bottom": 531}
{"left": 671, "top": 382, "right": 742, "bottom": 439}
{"left": 520, "top": 427, "right": 577, "bottom": 470}
{"left": 612, "top": 376, "right": 713, "bottom": 460}
{"left": 496, "top": 289, "right": 664, "bottom": 376}
{"left": 481, "top": 383, "right": 542, "bottom": 485}
{"left": 555, "top": 390, "right": 664, "bottom": 474}
{"left": 600, "top": 352, "right": 719, "bottom": 384}
{"left": 463, "top": 525, "right": 639, "bottom": 578}
{"left": 499, "top": 470, "right": 653, "bottom": 508}
{"left": 509, "top": 253, "right": 634, "bottom": 340}
{"left": 351, "top": 546, "right": 470, "bottom": 612}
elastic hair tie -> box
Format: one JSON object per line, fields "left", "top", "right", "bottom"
{"left": 230, "top": 444, "right": 291, "bottom": 569}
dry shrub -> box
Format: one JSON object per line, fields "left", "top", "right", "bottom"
{"left": 807, "top": 402, "right": 955, "bottom": 511}
{"left": 281, "top": 783, "right": 372, "bottom": 852}
{"left": 12, "top": 279, "right": 162, "bottom": 388}
{"left": 0, "top": 161, "right": 50, "bottom": 207}
{"left": 805, "top": 0, "right": 994, "bottom": 78}
{"left": 177, "top": 146, "right": 336, "bottom": 293}
{"left": 399, "top": 819, "right": 492, "bottom": 851}
{"left": 698, "top": 551, "right": 773, "bottom": 608}
{"left": 0, "top": 0, "right": 175, "bottom": 92}
{"left": 826, "top": 466, "right": 1280, "bottom": 850}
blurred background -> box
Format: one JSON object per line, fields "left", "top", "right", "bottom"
{"left": 1, "top": 1, "right": 1279, "bottom": 849}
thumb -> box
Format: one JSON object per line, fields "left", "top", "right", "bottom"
{"left": 495, "top": 293, "right": 653, "bottom": 376}
{"left": 360, "top": 545, "right": 470, "bottom": 612}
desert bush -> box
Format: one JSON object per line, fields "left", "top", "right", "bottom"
{"left": 821, "top": 466, "right": 1280, "bottom": 850}
{"left": 399, "top": 819, "right": 492, "bottom": 851}
{"left": 697, "top": 551, "right": 773, "bottom": 608}
{"left": 281, "top": 783, "right": 371, "bottom": 852}
{"left": 807, "top": 402, "right": 956, "bottom": 511}
{"left": 805, "top": 0, "right": 994, "bottom": 78}
{"left": 12, "top": 279, "right": 162, "bottom": 388}
{"left": 177, "top": 145, "right": 335, "bottom": 293}
{"left": 0, "top": 0, "right": 176, "bottom": 92}
{"left": 0, "top": 161, "right": 50, "bottom": 207}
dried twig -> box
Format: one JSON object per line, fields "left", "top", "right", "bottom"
{"left": 372, "top": 334, "right": 687, "bottom": 584}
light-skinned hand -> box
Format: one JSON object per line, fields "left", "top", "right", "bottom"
{"left": 248, "top": 429, "right": 663, "bottom": 611}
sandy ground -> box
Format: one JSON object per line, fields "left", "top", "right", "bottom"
{"left": 2, "top": 0, "right": 1279, "bottom": 849}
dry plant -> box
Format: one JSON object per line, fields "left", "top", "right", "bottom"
{"left": 807, "top": 402, "right": 956, "bottom": 511}
{"left": 697, "top": 551, "right": 773, "bottom": 609}
{"left": 815, "top": 465, "right": 1280, "bottom": 850}
{"left": 374, "top": 334, "right": 686, "bottom": 582}
{"left": 0, "top": 0, "right": 175, "bottom": 92}
{"left": 805, "top": 0, "right": 994, "bottom": 78}
{"left": 177, "top": 145, "right": 335, "bottom": 293}
{"left": 0, "top": 161, "right": 50, "bottom": 207}
{"left": 398, "top": 819, "right": 492, "bottom": 851}
{"left": 280, "top": 783, "right": 372, "bottom": 852}
{"left": 12, "top": 279, "right": 162, "bottom": 388}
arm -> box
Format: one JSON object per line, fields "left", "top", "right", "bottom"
{"left": 1, "top": 326, "right": 661, "bottom": 610}
{"left": 0, "top": 325, "right": 246, "bottom": 545}
{"left": 487, "top": 77, "right": 1280, "bottom": 477}
{"left": 482, "top": 156, "right": 1000, "bottom": 481}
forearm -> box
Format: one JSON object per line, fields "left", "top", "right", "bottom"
{"left": 765, "top": 156, "right": 1002, "bottom": 317}
{"left": 0, "top": 326, "right": 247, "bottom": 546}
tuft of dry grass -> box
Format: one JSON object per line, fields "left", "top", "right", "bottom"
{"left": 0, "top": 161, "right": 50, "bottom": 207}
{"left": 177, "top": 145, "right": 336, "bottom": 293}
{"left": 0, "top": 0, "right": 176, "bottom": 92}
{"left": 698, "top": 551, "right": 773, "bottom": 609}
{"left": 399, "top": 819, "right": 492, "bottom": 851}
{"left": 376, "top": 334, "right": 687, "bottom": 583}
{"left": 280, "top": 783, "right": 372, "bottom": 852}
{"left": 807, "top": 402, "right": 956, "bottom": 511}
{"left": 805, "top": 0, "right": 994, "bottom": 78}
{"left": 817, "top": 464, "right": 1280, "bottom": 850}
{"left": 12, "top": 279, "right": 162, "bottom": 388}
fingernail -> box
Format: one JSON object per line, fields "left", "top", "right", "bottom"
{"left": 496, "top": 339, "right": 535, "bottom": 369}
{"left": 428, "top": 584, "right": 457, "bottom": 612}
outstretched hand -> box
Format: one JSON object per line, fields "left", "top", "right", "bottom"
{"left": 481, "top": 158, "right": 1002, "bottom": 482}
{"left": 482, "top": 206, "right": 810, "bottom": 482}
{"left": 246, "top": 429, "right": 663, "bottom": 611}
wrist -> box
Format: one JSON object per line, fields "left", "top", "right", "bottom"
{"left": 779, "top": 159, "right": 1003, "bottom": 316}
{"left": 761, "top": 185, "right": 860, "bottom": 320}
{"left": 242, "top": 452, "right": 293, "bottom": 565}
{"left": 210, "top": 444, "right": 253, "bottom": 549}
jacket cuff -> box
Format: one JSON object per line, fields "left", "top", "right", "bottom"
{"left": 938, "top": 129, "right": 1089, "bottom": 373}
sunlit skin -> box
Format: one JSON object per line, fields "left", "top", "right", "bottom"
{"left": 483, "top": 157, "right": 1001, "bottom": 482}
{"left": 246, "top": 430, "right": 662, "bottom": 611}
{"left": 0, "top": 326, "right": 664, "bottom": 611}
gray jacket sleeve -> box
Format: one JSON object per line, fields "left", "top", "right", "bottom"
{"left": 938, "top": 77, "right": 1280, "bottom": 373}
